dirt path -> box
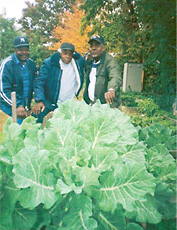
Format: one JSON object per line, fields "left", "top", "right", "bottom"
{"left": 0, "top": 110, "right": 9, "bottom": 133}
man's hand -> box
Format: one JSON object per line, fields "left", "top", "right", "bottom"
{"left": 32, "top": 102, "right": 45, "bottom": 115}
{"left": 104, "top": 89, "right": 115, "bottom": 104}
{"left": 17, "top": 105, "right": 27, "bottom": 118}
{"left": 85, "top": 52, "right": 92, "bottom": 61}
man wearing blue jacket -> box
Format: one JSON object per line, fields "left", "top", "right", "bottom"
{"left": 0, "top": 36, "right": 37, "bottom": 124}
{"left": 32, "top": 42, "right": 84, "bottom": 123}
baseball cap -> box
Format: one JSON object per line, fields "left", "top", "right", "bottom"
{"left": 13, "top": 36, "right": 29, "bottom": 48}
{"left": 60, "top": 42, "right": 75, "bottom": 52}
{"left": 88, "top": 34, "right": 104, "bottom": 45}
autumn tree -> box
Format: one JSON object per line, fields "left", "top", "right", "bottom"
{"left": 51, "top": 1, "right": 91, "bottom": 55}
{"left": 19, "top": 0, "right": 76, "bottom": 41}
{"left": 18, "top": 0, "right": 77, "bottom": 66}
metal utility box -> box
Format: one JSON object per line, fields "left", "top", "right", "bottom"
{"left": 123, "top": 63, "right": 144, "bottom": 92}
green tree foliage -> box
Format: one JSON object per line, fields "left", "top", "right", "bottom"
{"left": 18, "top": 0, "right": 77, "bottom": 67}
{"left": 137, "top": 0, "right": 176, "bottom": 101}
{"left": 0, "top": 15, "right": 51, "bottom": 67}
{"left": 28, "top": 31, "right": 53, "bottom": 67}
{"left": 0, "top": 16, "right": 20, "bottom": 60}
{"left": 80, "top": 0, "right": 176, "bottom": 107}
{"left": 80, "top": 0, "right": 142, "bottom": 63}
{"left": 19, "top": 0, "right": 76, "bottom": 42}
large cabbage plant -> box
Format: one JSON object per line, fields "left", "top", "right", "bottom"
{"left": 0, "top": 99, "right": 176, "bottom": 230}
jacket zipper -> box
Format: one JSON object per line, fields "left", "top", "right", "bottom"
{"left": 54, "top": 68, "right": 62, "bottom": 103}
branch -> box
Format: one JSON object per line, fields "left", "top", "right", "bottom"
{"left": 163, "top": 115, "right": 177, "bottom": 125}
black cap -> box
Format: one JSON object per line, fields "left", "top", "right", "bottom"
{"left": 88, "top": 34, "right": 104, "bottom": 45}
{"left": 13, "top": 36, "right": 29, "bottom": 48}
{"left": 60, "top": 42, "right": 75, "bottom": 52}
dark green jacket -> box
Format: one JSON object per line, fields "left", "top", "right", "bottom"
{"left": 83, "top": 51, "right": 122, "bottom": 108}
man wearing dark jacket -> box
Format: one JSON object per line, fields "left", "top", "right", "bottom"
{"left": 83, "top": 34, "right": 122, "bottom": 108}
{"left": 0, "top": 36, "right": 37, "bottom": 124}
{"left": 32, "top": 42, "right": 84, "bottom": 122}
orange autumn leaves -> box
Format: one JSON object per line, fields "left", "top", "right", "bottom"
{"left": 50, "top": 2, "right": 91, "bottom": 55}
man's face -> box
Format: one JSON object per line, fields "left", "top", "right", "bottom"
{"left": 89, "top": 40, "right": 105, "bottom": 61}
{"left": 60, "top": 50, "right": 73, "bottom": 64}
{"left": 15, "top": 46, "right": 30, "bottom": 64}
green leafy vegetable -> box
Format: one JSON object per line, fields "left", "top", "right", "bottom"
{"left": 0, "top": 99, "right": 176, "bottom": 229}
